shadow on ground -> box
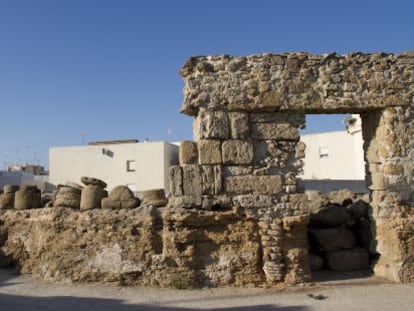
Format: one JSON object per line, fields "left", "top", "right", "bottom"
{"left": 0, "top": 269, "right": 308, "bottom": 311}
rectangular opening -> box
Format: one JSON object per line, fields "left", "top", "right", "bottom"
{"left": 126, "top": 160, "right": 136, "bottom": 172}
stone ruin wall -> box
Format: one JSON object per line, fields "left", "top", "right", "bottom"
{"left": 1, "top": 51, "right": 414, "bottom": 287}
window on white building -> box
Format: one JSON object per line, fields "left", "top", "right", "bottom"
{"left": 126, "top": 160, "right": 136, "bottom": 172}
{"left": 319, "top": 147, "right": 329, "bottom": 159}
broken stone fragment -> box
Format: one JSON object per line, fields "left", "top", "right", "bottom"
{"left": 101, "top": 185, "right": 140, "bottom": 209}
{"left": 141, "top": 189, "right": 168, "bottom": 207}
{"left": 81, "top": 176, "right": 107, "bottom": 189}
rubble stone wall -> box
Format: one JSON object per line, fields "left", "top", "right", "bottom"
{"left": 1, "top": 52, "right": 414, "bottom": 287}
{"left": 172, "top": 51, "right": 414, "bottom": 284}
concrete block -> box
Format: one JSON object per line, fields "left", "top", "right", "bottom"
{"left": 225, "top": 175, "right": 283, "bottom": 195}
{"left": 251, "top": 123, "right": 299, "bottom": 140}
{"left": 182, "top": 165, "right": 202, "bottom": 196}
{"left": 229, "top": 112, "right": 249, "bottom": 138}
{"left": 198, "top": 140, "right": 222, "bottom": 164}
{"left": 179, "top": 141, "right": 198, "bottom": 165}
{"left": 222, "top": 140, "right": 253, "bottom": 165}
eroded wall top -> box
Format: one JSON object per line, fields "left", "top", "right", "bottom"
{"left": 180, "top": 52, "right": 414, "bottom": 115}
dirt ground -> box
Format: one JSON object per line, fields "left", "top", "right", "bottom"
{"left": 1, "top": 269, "right": 414, "bottom": 311}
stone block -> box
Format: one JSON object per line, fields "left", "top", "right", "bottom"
{"left": 15, "top": 186, "right": 41, "bottom": 210}
{"left": 251, "top": 123, "right": 299, "bottom": 140}
{"left": 179, "top": 141, "right": 198, "bottom": 165}
{"left": 169, "top": 195, "right": 202, "bottom": 208}
{"left": 250, "top": 113, "right": 305, "bottom": 128}
{"left": 200, "top": 165, "right": 222, "bottom": 195}
{"left": 222, "top": 140, "right": 253, "bottom": 165}
{"left": 309, "top": 228, "right": 355, "bottom": 252}
{"left": 232, "top": 195, "right": 273, "bottom": 208}
{"left": 198, "top": 140, "right": 222, "bottom": 164}
{"left": 288, "top": 194, "right": 308, "bottom": 212}
{"left": 142, "top": 189, "right": 168, "bottom": 207}
{"left": 80, "top": 185, "right": 106, "bottom": 210}
{"left": 229, "top": 112, "right": 249, "bottom": 138}
{"left": 225, "top": 175, "right": 283, "bottom": 195}
{"left": 369, "top": 172, "right": 385, "bottom": 190}
{"left": 81, "top": 176, "right": 107, "bottom": 188}
{"left": 169, "top": 166, "right": 183, "bottom": 196}
{"left": 326, "top": 248, "right": 369, "bottom": 271}
{"left": 0, "top": 193, "right": 14, "bottom": 209}
{"left": 182, "top": 165, "right": 202, "bottom": 196}
{"left": 196, "top": 109, "right": 229, "bottom": 139}
{"left": 310, "top": 204, "right": 354, "bottom": 227}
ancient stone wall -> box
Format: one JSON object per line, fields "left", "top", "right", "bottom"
{"left": 1, "top": 51, "right": 414, "bottom": 287}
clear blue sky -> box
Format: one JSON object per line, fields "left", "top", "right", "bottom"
{"left": 0, "top": 0, "right": 413, "bottom": 168}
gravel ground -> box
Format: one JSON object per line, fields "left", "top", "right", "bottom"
{"left": 1, "top": 269, "right": 414, "bottom": 311}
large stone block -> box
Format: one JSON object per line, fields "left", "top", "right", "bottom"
{"left": 179, "top": 141, "right": 198, "bottom": 165}
{"left": 309, "top": 228, "right": 355, "bottom": 252}
{"left": 169, "top": 166, "right": 183, "bottom": 196}
{"left": 222, "top": 140, "right": 253, "bottom": 165}
{"left": 195, "top": 109, "right": 229, "bottom": 139}
{"left": 232, "top": 195, "right": 273, "bottom": 208}
{"left": 229, "top": 112, "right": 249, "bottom": 139}
{"left": 225, "top": 175, "right": 283, "bottom": 195}
{"left": 182, "top": 165, "right": 202, "bottom": 196}
{"left": 326, "top": 248, "right": 369, "bottom": 271}
{"left": 198, "top": 140, "right": 222, "bottom": 164}
{"left": 251, "top": 123, "right": 299, "bottom": 140}
{"left": 200, "top": 165, "right": 222, "bottom": 195}
{"left": 250, "top": 113, "right": 305, "bottom": 128}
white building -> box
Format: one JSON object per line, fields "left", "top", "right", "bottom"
{"left": 49, "top": 140, "right": 178, "bottom": 193}
{"left": 300, "top": 115, "right": 366, "bottom": 192}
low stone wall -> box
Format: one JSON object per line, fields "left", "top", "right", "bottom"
{"left": 0, "top": 207, "right": 308, "bottom": 287}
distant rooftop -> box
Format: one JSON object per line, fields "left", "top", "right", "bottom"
{"left": 88, "top": 139, "right": 139, "bottom": 146}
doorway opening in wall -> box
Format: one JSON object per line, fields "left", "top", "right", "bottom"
{"left": 300, "top": 114, "right": 377, "bottom": 281}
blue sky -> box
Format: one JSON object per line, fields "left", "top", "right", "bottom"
{"left": 0, "top": 0, "right": 413, "bottom": 168}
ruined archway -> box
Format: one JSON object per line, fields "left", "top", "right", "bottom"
{"left": 169, "top": 51, "right": 414, "bottom": 284}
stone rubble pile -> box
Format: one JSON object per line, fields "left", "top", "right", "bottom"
{"left": 308, "top": 198, "right": 372, "bottom": 272}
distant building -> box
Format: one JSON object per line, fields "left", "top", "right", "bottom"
{"left": 301, "top": 114, "right": 367, "bottom": 193}
{"left": 49, "top": 140, "right": 179, "bottom": 193}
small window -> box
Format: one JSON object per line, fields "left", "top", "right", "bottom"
{"left": 126, "top": 160, "right": 136, "bottom": 172}
{"left": 319, "top": 147, "right": 329, "bottom": 159}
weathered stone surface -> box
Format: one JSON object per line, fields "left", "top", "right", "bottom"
{"left": 180, "top": 53, "right": 414, "bottom": 115}
{"left": 81, "top": 176, "right": 107, "bottom": 189}
{"left": 310, "top": 228, "right": 355, "bottom": 252}
{"left": 179, "top": 141, "right": 198, "bottom": 165}
{"left": 55, "top": 186, "right": 81, "bottom": 209}
{"left": 195, "top": 109, "right": 229, "bottom": 139}
{"left": 232, "top": 195, "right": 273, "bottom": 208}
{"left": 142, "top": 189, "right": 168, "bottom": 207}
{"left": 198, "top": 140, "right": 222, "bottom": 164}
{"left": 326, "top": 248, "right": 369, "bottom": 271}
{"left": 229, "top": 112, "right": 249, "bottom": 139}
{"left": 80, "top": 185, "right": 106, "bottom": 210}
{"left": 0, "top": 193, "right": 15, "bottom": 209}
{"left": 310, "top": 204, "right": 354, "bottom": 227}
{"left": 251, "top": 123, "right": 299, "bottom": 140}
{"left": 200, "top": 165, "right": 222, "bottom": 196}
{"left": 222, "top": 140, "right": 253, "bottom": 165}
{"left": 102, "top": 186, "right": 140, "bottom": 209}
{"left": 182, "top": 165, "right": 202, "bottom": 196}
{"left": 15, "top": 186, "right": 41, "bottom": 210}
{"left": 225, "top": 175, "right": 283, "bottom": 195}
{"left": 169, "top": 166, "right": 183, "bottom": 196}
